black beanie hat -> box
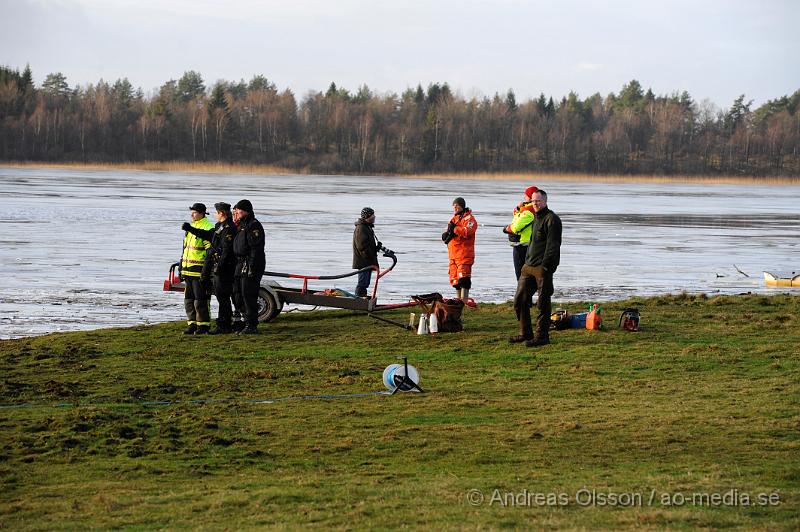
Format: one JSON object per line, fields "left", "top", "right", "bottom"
{"left": 234, "top": 199, "right": 253, "bottom": 213}
{"left": 360, "top": 207, "right": 375, "bottom": 219}
{"left": 453, "top": 197, "right": 466, "bottom": 208}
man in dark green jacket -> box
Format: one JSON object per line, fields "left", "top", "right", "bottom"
{"left": 510, "top": 189, "right": 562, "bottom": 347}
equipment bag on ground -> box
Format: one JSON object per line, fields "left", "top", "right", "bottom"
{"left": 433, "top": 298, "right": 465, "bottom": 333}
{"left": 411, "top": 292, "right": 464, "bottom": 333}
{"left": 618, "top": 307, "right": 640, "bottom": 331}
{"left": 550, "top": 309, "right": 571, "bottom": 330}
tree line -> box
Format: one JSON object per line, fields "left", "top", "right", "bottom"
{"left": 1, "top": 65, "right": 798, "bottom": 176}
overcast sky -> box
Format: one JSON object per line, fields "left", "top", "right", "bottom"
{"left": 2, "top": 0, "right": 798, "bottom": 108}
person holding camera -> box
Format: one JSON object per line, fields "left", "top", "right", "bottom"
{"left": 441, "top": 197, "right": 477, "bottom": 300}
{"left": 180, "top": 203, "right": 215, "bottom": 335}
{"left": 503, "top": 185, "right": 538, "bottom": 280}
{"left": 232, "top": 199, "right": 266, "bottom": 335}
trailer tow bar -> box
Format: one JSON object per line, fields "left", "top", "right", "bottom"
{"left": 368, "top": 312, "right": 413, "bottom": 330}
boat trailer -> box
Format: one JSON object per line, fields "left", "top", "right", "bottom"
{"left": 163, "top": 250, "right": 421, "bottom": 329}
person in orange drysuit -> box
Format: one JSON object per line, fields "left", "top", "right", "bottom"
{"left": 441, "top": 197, "right": 478, "bottom": 300}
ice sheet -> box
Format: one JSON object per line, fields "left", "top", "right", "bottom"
{"left": 1, "top": 168, "right": 798, "bottom": 339}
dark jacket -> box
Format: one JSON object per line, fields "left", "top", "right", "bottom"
{"left": 186, "top": 219, "right": 238, "bottom": 278}
{"left": 233, "top": 214, "right": 266, "bottom": 277}
{"left": 525, "top": 206, "right": 562, "bottom": 273}
{"left": 352, "top": 219, "right": 379, "bottom": 269}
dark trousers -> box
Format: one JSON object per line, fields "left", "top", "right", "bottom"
{"left": 453, "top": 277, "right": 471, "bottom": 290}
{"left": 232, "top": 275, "right": 244, "bottom": 324}
{"left": 513, "top": 264, "right": 554, "bottom": 340}
{"left": 355, "top": 269, "right": 373, "bottom": 296}
{"left": 184, "top": 276, "right": 211, "bottom": 325}
{"left": 512, "top": 245, "right": 528, "bottom": 280}
{"left": 213, "top": 273, "right": 234, "bottom": 328}
{"left": 237, "top": 275, "right": 263, "bottom": 328}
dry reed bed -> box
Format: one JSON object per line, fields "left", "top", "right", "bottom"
{"left": 0, "top": 160, "right": 302, "bottom": 176}
{"left": 409, "top": 171, "right": 800, "bottom": 185}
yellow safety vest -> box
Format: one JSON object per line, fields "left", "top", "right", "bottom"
{"left": 181, "top": 217, "right": 214, "bottom": 277}
{"left": 510, "top": 204, "right": 535, "bottom": 244}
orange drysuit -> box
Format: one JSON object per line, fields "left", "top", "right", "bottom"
{"left": 447, "top": 208, "right": 478, "bottom": 286}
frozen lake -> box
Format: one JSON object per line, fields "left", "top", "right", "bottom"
{"left": 0, "top": 167, "right": 798, "bottom": 339}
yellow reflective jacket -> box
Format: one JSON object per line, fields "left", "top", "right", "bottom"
{"left": 181, "top": 217, "right": 214, "bottom": 277}
{"left": 509, "top": 202, "right": 535, "bottom": 245}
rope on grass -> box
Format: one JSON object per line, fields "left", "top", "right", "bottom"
{"left": 0, "top": 390, "right": 391, "bottom": 411}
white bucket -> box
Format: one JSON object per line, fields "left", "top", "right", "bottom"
{"left": 428, "top": 312, "right": 439, "bottom": 333}
{"left": 382, "top": 363, "right": 421, "bottom": 392}
{"left": 416, "top": 314, "right": 429, "bottom": 335}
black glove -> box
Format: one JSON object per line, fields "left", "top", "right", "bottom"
{"left": 447, "top": 222, "right": 456, "bottom": 232}
{"left": 441, "top": 231, "right": 450, "bottom": 242}
{"left": 182, "top": 222, "right": 191, "bottom": 231}
{"left": 376, "top": 241, "right": 382, "bottom": 249}
{"left": 502, "top": 226, "right": 510, "bottom": 234}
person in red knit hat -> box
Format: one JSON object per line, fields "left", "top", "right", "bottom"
{"left": 503, "top": 185, "right": 538, "bottom": 280}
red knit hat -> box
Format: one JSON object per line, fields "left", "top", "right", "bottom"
{"left": 524, "top": 185, "right": 539, "bottom": 198}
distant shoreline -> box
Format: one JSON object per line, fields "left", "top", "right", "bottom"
{"left": 2, "top": 161, "right": 799, "bottom": 185}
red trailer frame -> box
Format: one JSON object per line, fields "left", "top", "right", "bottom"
{"left": 163, "top": 251, "right": 420, "bottom": 329}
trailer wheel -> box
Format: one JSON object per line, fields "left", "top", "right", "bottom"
{"left": 257, "top": 288, "right": 282, "bottom": 323}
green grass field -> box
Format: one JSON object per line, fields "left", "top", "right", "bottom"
{"left": 1, "top": 294, "right": 798, "bottom": 529}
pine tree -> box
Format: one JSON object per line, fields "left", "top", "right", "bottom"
{"left": 20, "top": 64, "right": 33, "bottom": 94}
{"left": 536, "top": 93, "right": 547, "bottom": 116}
{"left": 724, "top": 94, "right": 752, "bottom": 133}
{"left": 249, "top": 75, "right": 275, "bottom": 93}
{"left": 325, "top": 82, "right": 338, "bottom": 98}
{"left": 506, "top": 89, "right": 517, "bottom": 112}
{"left": 617, "top": 79, "right": 644, "bottom": 109}
{"left": 209, "top": 82, "right": 228, "bottom": 110}
{"left": 42, "top": 72, "right": 70, "bottom": 98}
{"left": 177, "top": 71, "right": 205, "bottom": 102}
{"left": 414, "top": 85, "right": 424, "bottom": 104}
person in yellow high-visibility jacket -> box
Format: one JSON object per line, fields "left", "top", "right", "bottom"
{"left": 180, "top": 203, "right": 215, "bottom": 334}
{"left": 503, "top": 185, "right": 538, "bottom": 280}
